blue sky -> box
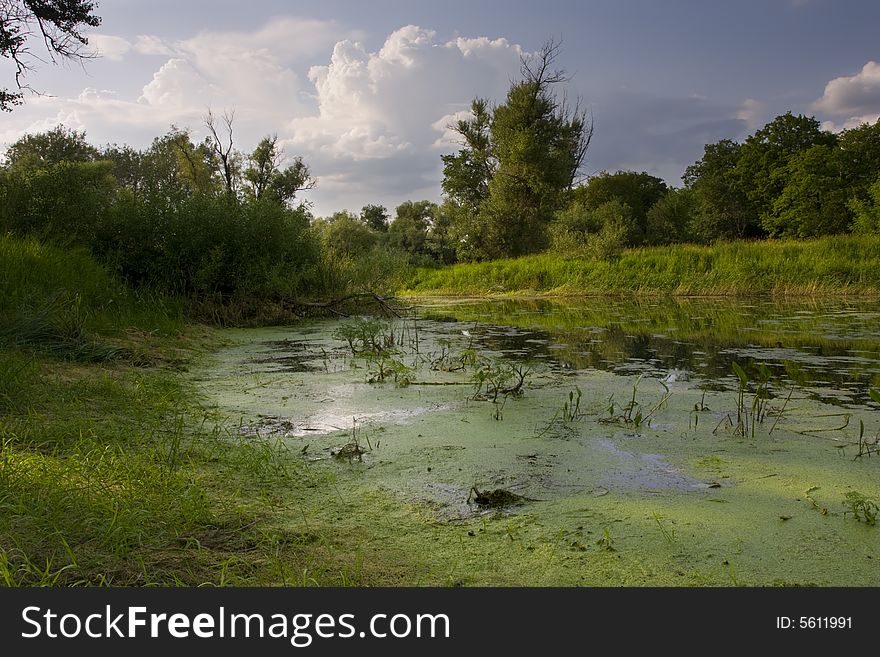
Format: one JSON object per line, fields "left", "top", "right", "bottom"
{"left": 3, "top": 0, "right": 879, "bottom": 216}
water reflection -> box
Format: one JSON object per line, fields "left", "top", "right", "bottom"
{"left": 415, "top": 297, "right": 880, "bottom": 407}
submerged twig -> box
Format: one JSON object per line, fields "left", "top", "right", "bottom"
{"left": 768, "top": 387, "right": 794, "bottom": 435}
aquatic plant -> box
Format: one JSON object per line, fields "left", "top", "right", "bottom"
{"left": 600, "top": 375, "right": 671, "bottom": 429}
{"left": 429, "top": 344, "right": 479, "bottom": 372}
{"left": 855, "top": 390, "right": 880, "bottom": 458}
{"left": 723, "top": 361, "right": 774, "bottom": 438}
{"left": 652, "top": 512, "right": 675, "bottom": 542}
{"left": 562, "top": 387, "right": 583, "bottom": 422}
{"left": 597, "top": 527, "right": 615, "bottom": 551}
{"left": 333, "top": 317, "right": 396, "bottom": 355}
{"left": 768, "top": 387, "right": 794, "bottom": 435}
{"left": 842, "top": 491, "right": 878, "bottom": 525}
{"left": 855, "top": 418, "right": 880, "bottom": 459}
{"left": 470, "top": 360, "right": 529, "bottom": 402}
{"left": 365, "top": 353, "right": 414, "bottom": 387}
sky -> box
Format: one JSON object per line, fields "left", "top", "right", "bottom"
{"left": 2, "top": 0, "right": 880, "bottom": 217}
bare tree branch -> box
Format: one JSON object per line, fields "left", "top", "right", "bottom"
{"left": 1, "top": 0, "right": 101, "bottom": 110}
{"left": 205, "top": 107, "right": 238, "bottom": 195}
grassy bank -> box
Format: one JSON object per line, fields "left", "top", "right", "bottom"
{"left": 0, "top": 234, "right": 407, "bottom": 585}
{"left": 402, "top": 235, "right": 880, "bottom": 296}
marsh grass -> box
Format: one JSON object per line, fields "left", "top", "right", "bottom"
{"left": 842, "top": 491, "right": 878, "bottom": 525}
{"left": 730, "top": 362, "right": 773, "bottom": 438}
{"left": 403, "top": 235, "right": 880, "bottom": 296}
{"left": 1, "top": 233, "right": 183, "bottom": 362}
{"left": 0, "top": 358, "right": 212, "bottom": 585}
{"left": 600, "top": 375, "right": 671, "bottom": 430}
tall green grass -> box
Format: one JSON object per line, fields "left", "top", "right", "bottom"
{"left": 0, "top": 233, "right": 183, "bottom": 359}
{"left": 0, "top": 349, "right": 196, "bottom": 584}
{"left": 0, "top": 235, "right": 223, "bottom": 584}
{"left": 0, "top": 232, "right": 381, "bottom": 586}
{"left": 403, "top": 235, "right": 880, "bottom": 296}
{"left": 0, "top": 232, "right": 121, "bottom": 314}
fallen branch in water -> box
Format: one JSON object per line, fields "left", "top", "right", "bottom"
{"left": 284, "top": 293, "right": 408, "bottom": 318}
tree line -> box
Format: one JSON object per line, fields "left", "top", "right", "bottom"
{"left": 4, "top": 23, "right": 880, "bottom": 301}
{"left": 438, "top": 101, "right": 880, "bottom": 261}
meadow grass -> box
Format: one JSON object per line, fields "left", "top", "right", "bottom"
{"left": 0, "top": 339, "right": 438, "bottom": 586}
{"left": 402, "top": 235, "right": 880, "bottom": 297}
{"left": 0, "top": 336, "right": 397, "bottom": 586}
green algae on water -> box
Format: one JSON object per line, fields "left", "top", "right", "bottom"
{"left": 191, "top": 299, "right": 880, "bottom": 586}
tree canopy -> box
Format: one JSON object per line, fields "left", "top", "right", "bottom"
{"left": 1, "top": 0, "right": 101, "bottom": 110}
{"left": 571, "top": 171, "right": 667, "bottom": 245}
{"left": 682, "top": 116, "right": 880, "bottom": 241}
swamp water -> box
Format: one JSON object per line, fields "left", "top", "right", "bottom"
{"left": 193, "top": 298, "right": 880, "bottom": 585}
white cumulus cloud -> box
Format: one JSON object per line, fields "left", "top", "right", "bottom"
{"left": 133, "top": 35, "right": 174, "bottom": 57}
{"left": 89, "top": 34, "right": 132, "bottom": 61}
{"left": 282, "top": 26, "right": 522, "bottom": 212}
{"left": 1, "top": 20, "right": 758, "bottom": 216}
{"left": 287, "top": 26, "right": 520, "bottom": 159}
{"left": 1, "top": 19, "right": 350, "bottom": 175}
{"left": 812, "top": 61, "right": 880, "bottom": 131}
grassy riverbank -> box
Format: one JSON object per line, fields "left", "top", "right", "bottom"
{"left": 0, "top": 234, "right": 403, "bottom": 585}
{"left": 403, "top": 235, "right": 880, "bottom": 297}
{"left": 0, "top": 234, "right": 535, "bottom": 586}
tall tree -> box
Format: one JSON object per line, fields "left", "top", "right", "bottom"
{"left": 734, "top": 112, "right": 836, "bottom": 220}
{"left": 100, "top": 143, "right": 144, "bottom": 197}
{"left": 2, "top": 124, "right": 97, "bottom": 168}
{"left": 204, "top": 108, "right": 240, "bottom": 196}
{"left": 167, "top": 127, "right": 218, "bottom": 196}
{"left": 572, "top": 170, "right": 667, "bottom": 245}
{"left": 835, "top": 119, "right": 880, "bottom": 203}
{"left": 0, "top": 126, "right": 112, "bottom": 239}
{"left": 320, "top": 210, "right": 378, "bottom": 257}
{"left": 1, "top": 0, "right": 101, "bottom": 110}
{"left": 850, "top": 176, "right": 880, "bottom": 234}
{"left": 441, "top": 40, "right": 592, "bottom": 260}
{"left": 243, "top": 135, "right": 282, "bottom": 200}
{"left": 645, "top": 187, "right": 693, "bottom": 245}
{"left": 388, "top": 200, "right": 436, "bottom": 259}
{"left": 765, "top": 144, "right": 850, "bottom": 237}
{"left": 684, "top": 139, "right": 759, "bottom": 241}
{"left": 426, "top": 201, "right": 458, "bottom": 264}
{"left": 441, "top": 98, "right": 495, "bottom": 212}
